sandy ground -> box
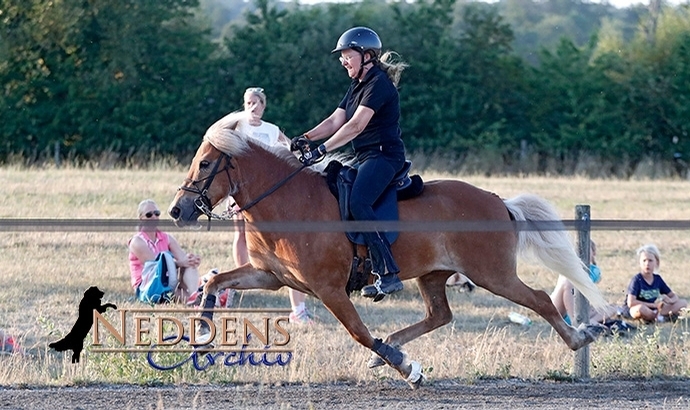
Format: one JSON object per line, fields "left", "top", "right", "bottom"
{"left": 1, "top": 379, "right": 689, "bottom": 409}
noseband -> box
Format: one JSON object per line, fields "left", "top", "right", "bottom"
{"left": 177, "top": 152, "right": 234, "bottom": 222}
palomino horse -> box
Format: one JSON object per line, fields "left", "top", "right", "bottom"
{"left": 168, "top": 113, "right": 607, "bottom": 388}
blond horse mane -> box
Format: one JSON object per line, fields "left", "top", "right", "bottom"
{"left": 203, "top": 111, "right": 251, "bottom": 156}
{"left": 202, "top": 111, "right": 346, "bottom": 174}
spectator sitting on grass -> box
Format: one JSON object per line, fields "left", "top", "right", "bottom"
{"left": 128, "top": 199, "right": 200, "bottom": 303}
{"left": 550, "top": 240, "right": 618, "bottom": 325}
{"left": 622, "top": 244, "right": 687, "bottom": 323}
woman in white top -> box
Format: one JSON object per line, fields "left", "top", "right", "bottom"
{"left": 236, "top": 87, "right": 289, "bottom": 147}
{"left": 231, "top": 87, "right": 313, "bottom": 325}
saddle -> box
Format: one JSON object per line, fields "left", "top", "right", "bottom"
{"left": 324, "top": 160, "right": 424, "bottom": 295}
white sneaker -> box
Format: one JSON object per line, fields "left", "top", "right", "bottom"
{"left": 289, "top": 309, "right": 314, "bottom": 325}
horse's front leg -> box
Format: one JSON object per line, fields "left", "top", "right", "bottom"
{"left": 195, "top": 264, "right": 284, "bottom": 343}
{"left": 318, "top": 290, "right": 424, "bottom": 389}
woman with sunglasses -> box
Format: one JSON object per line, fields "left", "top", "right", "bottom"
{"left": 229, "top": 87, "right": 314, "bottom": 324}
{"left": 128, "top": 199, "right": 200, "bottom": 302}
{"left": 294, "top": 27, "right": 409, "bottom": 300}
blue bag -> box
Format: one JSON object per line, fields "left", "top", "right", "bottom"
{"left": 137, "top": 251, "right": 176, "bottom": 304}
{"left": 589, "top": 264, "right": 602, "bottom": 284}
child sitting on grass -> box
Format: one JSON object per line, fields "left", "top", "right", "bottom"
{"left": 623, "top": 244, "right": 687, "bottom": 323}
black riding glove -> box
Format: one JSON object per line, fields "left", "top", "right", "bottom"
{"left": 290, "top": 135, "right": 310, "bottom": 152}
{"left": 299, "top": 144, "right": 327, "bottom": 166}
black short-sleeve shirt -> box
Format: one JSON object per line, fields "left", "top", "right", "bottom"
{"left": 338, "top": 65, "right": 404, "bottom": 153}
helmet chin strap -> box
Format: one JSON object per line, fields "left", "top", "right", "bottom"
{"left": 356, "top": 50, "right": 378, "bottom": 80}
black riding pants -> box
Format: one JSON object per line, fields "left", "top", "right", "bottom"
{"left": 349, "top": 150, "right": 405, "bottom": 275}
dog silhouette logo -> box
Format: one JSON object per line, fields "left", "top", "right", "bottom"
{"left": 49, "top": 286, "right": 117, "bottom": 363}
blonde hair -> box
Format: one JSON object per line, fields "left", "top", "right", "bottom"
{"left": 378, "top": 51, "right": 408, "bottom": 87}
{"left": 637, "top": 243, "right": 661, "bottom": 265}
{"left": 137, "top": 199, "right": 158, "bottom": 218}
{"left": 244, "top": 87, "right": 266, "bottom": 106}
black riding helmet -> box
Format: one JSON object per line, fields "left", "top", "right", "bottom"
{"left": 332, "top": 27, "right": 382, "bottom": 78}
{"left": 332, "top": 26, "right": 382, "bottom": 57}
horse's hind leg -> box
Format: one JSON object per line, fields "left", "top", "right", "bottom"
{"left": 368, "top": 271, "right": 453, "bottom": 368}
{"left": 483, "top": 271, "right": 597, "bottom": 351}
{"left": 391, "top": 272, "right": 453, "bottom": 346}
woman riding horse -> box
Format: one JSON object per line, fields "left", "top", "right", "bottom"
{"left": 293, "top": 27, "right": 408, "bottom": 301}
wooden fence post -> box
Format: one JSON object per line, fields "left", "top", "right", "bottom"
{"left": 574, "top": 205, "right": 591, "bottom": 379}
{"left": 54, "top": 141, "right": 61, "bottom": 168}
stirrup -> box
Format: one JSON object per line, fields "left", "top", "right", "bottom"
{"left": 361, "top": 272, "right": 403, "bottom": 302}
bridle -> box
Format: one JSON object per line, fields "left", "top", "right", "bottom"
{"left": 177, "top": 152, "right": 234, "bottom": 224}
{"left": 177, "top": 150, "right": 308, "bottom": 229}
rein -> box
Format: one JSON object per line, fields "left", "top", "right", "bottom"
{"left": 228, "top": 163, "right": 308, "bottom": 218}
{"left": 178, "top": 150, "right": 308, "bottom": 230}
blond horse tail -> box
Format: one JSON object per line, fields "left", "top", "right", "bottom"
{"left": 504, "top": 194, "right": 608, "bottom": 312}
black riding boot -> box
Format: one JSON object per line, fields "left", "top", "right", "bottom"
{"left": 361, "top": 232, "right": 403, "bottom": 300}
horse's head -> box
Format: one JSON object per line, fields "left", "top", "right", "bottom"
{"left": 168, "top": 112, "right": 250, "bottom": 228}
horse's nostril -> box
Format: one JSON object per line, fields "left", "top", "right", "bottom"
{"left": 169, "top": 206, "right": 180, "bottom": 219}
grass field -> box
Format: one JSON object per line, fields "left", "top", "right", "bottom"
{"left": 0, "top": 166, "right": 689, "bottom": 386}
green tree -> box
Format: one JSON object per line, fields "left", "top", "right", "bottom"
{"left": 588, "top": 6, "right": 690, "bottom": 174}
{"left": 0, "top": 0, "right": 222, "bottom": 162}
{"left": 219, "top": 0, "right": 361, "bottom": 135}
{"left": 497, "top": 0, "right": 643, "bottom": 64}
{"left": 527, "top": 37, "right": 632, "bottom": 172}
{"left": 396, "top": 0, "right": 529, "bottom": 162}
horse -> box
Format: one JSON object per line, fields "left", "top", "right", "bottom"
{"left": 168, "top": 112, "right": 608, "bottom": 389}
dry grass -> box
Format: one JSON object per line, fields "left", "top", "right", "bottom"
{"left": 0, "top": 167, "right": 689, "bottom": 386}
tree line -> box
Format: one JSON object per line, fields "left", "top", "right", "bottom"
{"left": 1, "top": 0, "right": 689, "bottom": 176}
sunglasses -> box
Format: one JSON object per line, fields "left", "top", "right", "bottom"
{"left": 246, "top": 87, "right": 264, "bottom": 94}
{"left": 144, "top": 210, "right": 161, "bottom": 218}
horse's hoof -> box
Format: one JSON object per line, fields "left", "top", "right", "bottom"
{"left": 193, "top": 342, "right": 215, "bottom": 356}
{"left": 579, "top": 323, "right": 606, "bottom": 338}
{"left": 570, "top": 323, "right": 606, "bottom": 350}
{"left": 192, "top": 335, "right": 215, "bottom": 356}
{"left": 405, "top": 361, "right": 425, "bottom": 390}
{"left": 367, "top": 353, "right": 385, "bottom": 368}
{"left": 409, "top": 375, "right": 424, "bottom": 390}
{"left": 585, "top": 324, "right": 607, "bottom": 338}
{"left": 191, "top": 324, "right": 214, "bottom": 350}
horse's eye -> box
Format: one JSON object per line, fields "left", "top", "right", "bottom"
{"left": 199, "top": 160, "right": 210, "bottom": 169}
